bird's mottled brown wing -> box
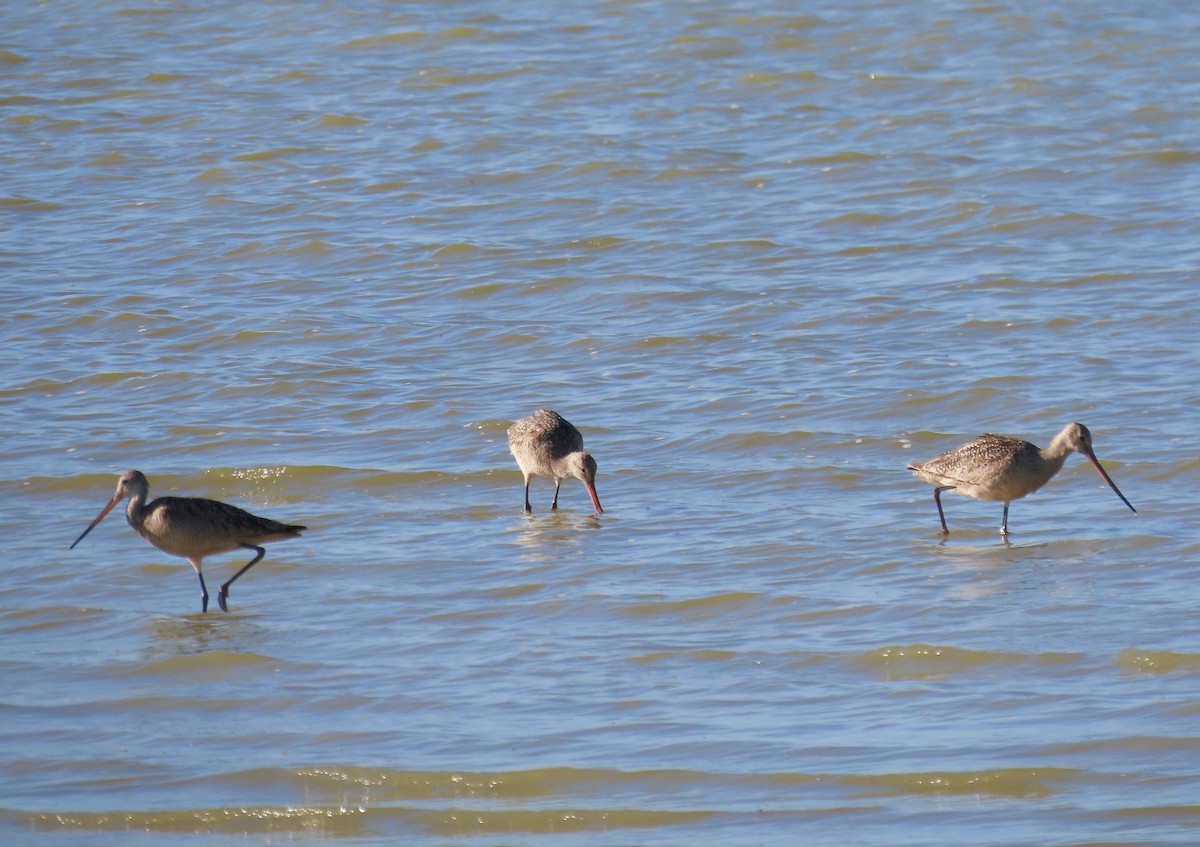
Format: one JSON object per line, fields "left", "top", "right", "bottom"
{"left": 911, "top": 433, "right": 1034, "bottom": 488}
{"left": 508, "top": 409, "right": 584, "bottom": 458}
{"left": 146, "top": 496, "right": 304, "bottom": 547}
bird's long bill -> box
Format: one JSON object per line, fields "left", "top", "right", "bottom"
{"left": 1085, "top": 451, "right": 1137, "bottom": 514}
{"left": 586, "top": 483, "right": 604, "bottom": 516}
{"left": 69, "top": 494, "right": 122, "bottom": 550}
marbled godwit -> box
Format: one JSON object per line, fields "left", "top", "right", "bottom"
{"left": 70, "top": 470, "right": 305, "bottom": 612}
{"left": 507, "top": 409, "right": 603, "bottom": 515}
{"left": 907, "top": 422, "right": 1136, "bottom": 535}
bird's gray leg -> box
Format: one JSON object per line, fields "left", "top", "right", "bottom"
{"left": 188, "top": 558, "right": 210, "bottom": 613}
{"left": 218, "top": 545, "right": 266, "bottom": 612}
{"left": 933, "top": 486, "right": 954, "bottom": 534}
{"left": 1000, "top": 503, "right": 1010, "bottom": 536}
{"left": 551, "top": 479, "right": 562, "bottom": 510}
{"left": 523, "top": 478, "right": 533, "bottom": 513}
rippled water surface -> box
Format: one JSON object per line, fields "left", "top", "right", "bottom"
{"left": 3, "top": 1, "right": 1200, "bottom": 845}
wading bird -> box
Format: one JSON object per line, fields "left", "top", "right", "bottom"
{"left": 907, "top": 422, "right": 1135, "bottom": 535}
{"left": 70, "top": 469, "right": 305, "bottom": 612}
{"left": 507, "top": 409, "right": 603, "bottom": 515}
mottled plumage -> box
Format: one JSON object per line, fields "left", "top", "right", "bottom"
{"left": 507, "top": 409, "right": 603, "bottom": 515}
{"left": 908, "top": 422, "right": 1136, "bottom": 535}
{"left": 71, "top": 469, "right": 305, "bottom": 612}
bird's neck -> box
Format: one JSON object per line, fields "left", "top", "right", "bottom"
{"left": 124, "top": 492, "right": 148, "bottom": 533}
{"left": 1039, "top": 434, "right": 1075, "bottom": 471}
{"left": 1037, "top": 450, "right": 1070, "bottom": 477}
{"left": 553, "top": 451, "right": 587, "bottom": 480}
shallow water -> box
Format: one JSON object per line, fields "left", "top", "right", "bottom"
{"left": 3, "top": 1, "right": 1200, "bottom": 845}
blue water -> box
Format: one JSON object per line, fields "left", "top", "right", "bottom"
{"left": 3, "top": 1, "right": 1200, "bottom": 845}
